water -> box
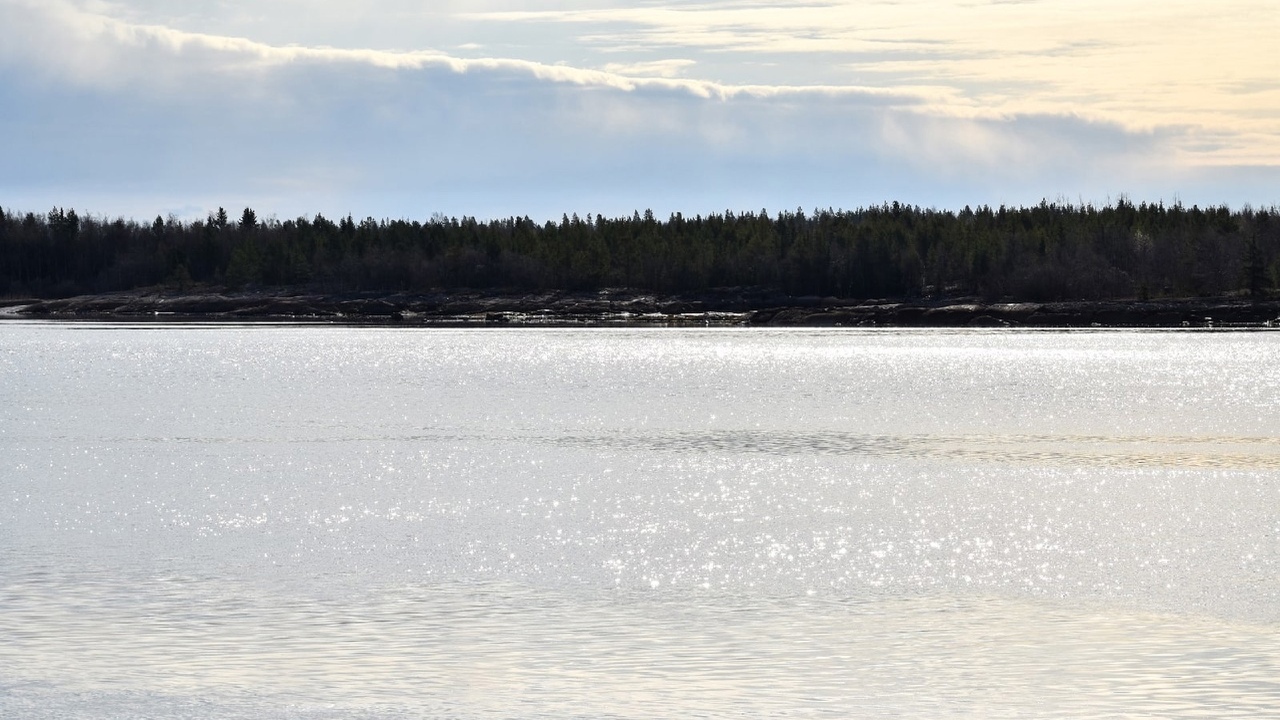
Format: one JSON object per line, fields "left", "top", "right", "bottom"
{"left": 1, "top": 323, "right": 1278, "bottom": 718}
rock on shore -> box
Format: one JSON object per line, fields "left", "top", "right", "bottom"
{"left": 8, "top": 288, "right": 1280, "bottom": 328}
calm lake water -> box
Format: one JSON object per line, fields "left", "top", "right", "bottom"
{"left": 1, "top": 323, "right": 1278, "bottom": 718}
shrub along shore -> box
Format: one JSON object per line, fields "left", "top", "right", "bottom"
{"left": 3, "top": 201, "right": 1278, "bottom": 326}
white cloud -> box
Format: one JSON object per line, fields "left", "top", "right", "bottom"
{"left": 602, "top": 59, "right": 696, "bottom": 79}
{"left": 0, "top": 0, "right": 935, "bottom": 103}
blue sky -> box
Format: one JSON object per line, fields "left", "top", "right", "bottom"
{"left": 2, "top": 0, "right": 1278, "bottom": 222}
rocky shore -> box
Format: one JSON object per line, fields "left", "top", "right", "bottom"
{"left": 5, "top": 288, "right": 1280, "bottom": 328}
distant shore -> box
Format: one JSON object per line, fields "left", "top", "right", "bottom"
{"left": 5, "top": 288, "right": 1280, "bottom": 328}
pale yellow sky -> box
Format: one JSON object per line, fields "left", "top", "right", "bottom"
{"left": 469, "top": 0, "right": 1280, "bottom": 164}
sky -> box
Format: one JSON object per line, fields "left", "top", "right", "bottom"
{"left": 1, "top": 0, "right": 1278, "bottom": 222}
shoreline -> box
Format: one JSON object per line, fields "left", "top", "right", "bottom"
{"left": 4, "top": 289, "right": 1280, "bottom": 328}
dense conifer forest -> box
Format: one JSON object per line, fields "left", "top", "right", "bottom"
{"left": 2, "top": 201, "right": 1277, "bottom": 301}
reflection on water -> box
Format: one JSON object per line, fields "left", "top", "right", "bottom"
{"left": 555, "top": 429, "right": 1280, "bottom": 469}
{"left": 1, "top": 324, "right": 1278, "bottom": 718}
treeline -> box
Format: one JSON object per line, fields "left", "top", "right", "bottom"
{"left": 2, "top": 201, "right": 1278, "bottom": 301}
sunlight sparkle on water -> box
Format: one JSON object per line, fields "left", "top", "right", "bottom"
{"left": 1, "top": 325, "right": 1277, "bottom": 718}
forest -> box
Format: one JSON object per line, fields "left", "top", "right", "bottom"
{"left": 1, "top": 200, "right": 1277, "bottom": 302}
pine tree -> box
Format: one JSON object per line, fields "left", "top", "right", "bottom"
{"left": 1244, "top": 229, "right": 1267, "bottom": 298}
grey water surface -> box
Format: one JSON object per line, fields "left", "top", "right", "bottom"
{"left": 1, "top": 323, "right": 1278, "bottom": 718}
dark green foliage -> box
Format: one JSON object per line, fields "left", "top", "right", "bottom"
{"left": 0, "top": 201, "right": 1277, "bottom": 300}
